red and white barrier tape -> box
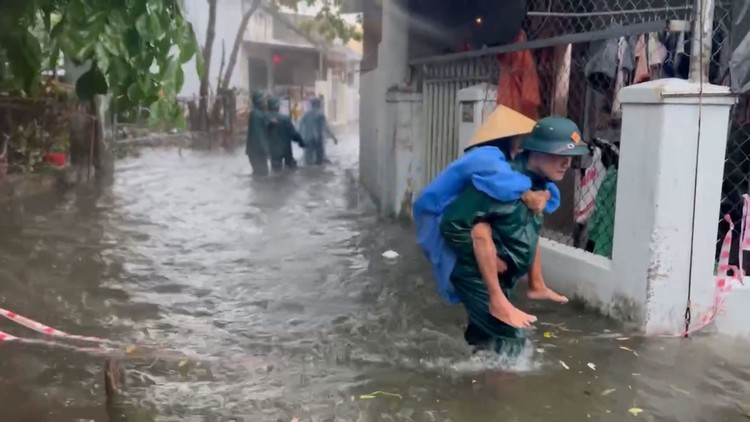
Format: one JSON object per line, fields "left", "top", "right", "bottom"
{"left": 681, "top": 196, "right": 750, "bottom": 336}
{"left": 0, "top": 307, "right": 115, "bottom": 345}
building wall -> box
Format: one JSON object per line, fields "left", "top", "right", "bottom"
{"left": 359, "top": 0, "right": 409, "bottom": 201}
{"left": 180, "top": 0, "right": 250, "bottom": 98}
{"left": 246, "top": 9, "right": 273, "bottom": 42}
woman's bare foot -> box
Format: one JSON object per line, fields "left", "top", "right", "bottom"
{"left": 490, "top": 300, "right": 537, "bottom": 329}
{"left": 527, "top": 287, "right": 569, "bottom": 304}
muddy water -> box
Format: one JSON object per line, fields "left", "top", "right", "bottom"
{"left": 1, "top": 129, "right": 750, "bottom": 421}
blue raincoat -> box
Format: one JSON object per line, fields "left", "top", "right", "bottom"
{"left": 413, "top": 146, "right": 561, "bottom": 304}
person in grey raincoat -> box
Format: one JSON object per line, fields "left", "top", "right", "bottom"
{"left": 298, "top": 97, "right": 338, "bottom": 165}
{"left": 246, "top": 91, "right": 270, "bottom": 176}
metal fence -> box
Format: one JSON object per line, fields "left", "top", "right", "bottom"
{"left": 714, "top": 0, "right": 750, "bottom": 272}
{"left": 409, "top": 1, "right": 724, "bottom": 259}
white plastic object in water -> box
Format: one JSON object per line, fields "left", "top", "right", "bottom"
{"left": 382, "top": 250, "right": 399, "bottom": 259}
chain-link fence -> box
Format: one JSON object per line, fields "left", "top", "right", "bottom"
{"left": 713, "top": 0, "right": 750, "bottom": 273}
{"left": 409, "top": 1, "right": 716, "bottom": 259}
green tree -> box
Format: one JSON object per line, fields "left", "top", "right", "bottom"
{"left": 0, "top": 0, "right": 201, "bottom": 128}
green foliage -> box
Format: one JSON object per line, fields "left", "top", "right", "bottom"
{"left": 272, "top": 0, "right": 362, "bottom": 43}
{"left": 0, "top": 0, "right": 200, "bottom": 128}
{"left": 298, "top": 2, "right": 362, "bottom": 43}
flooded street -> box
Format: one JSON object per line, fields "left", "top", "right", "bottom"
{"left": 2, "top": 128, "right": 750, "bottom": 421}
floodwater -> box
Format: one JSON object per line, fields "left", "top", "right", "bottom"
{"left": 1, "top": 127, "right": 750, "bottom": 421}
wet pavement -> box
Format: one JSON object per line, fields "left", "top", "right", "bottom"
{"left": 2, "top": 127, "right": 750, "bottom": 421}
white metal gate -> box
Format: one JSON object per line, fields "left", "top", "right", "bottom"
{"left": 419, "top": 57, "right": 498, "bottom": 182}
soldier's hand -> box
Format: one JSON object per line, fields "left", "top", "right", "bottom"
{"left": 521, "top": 190, "right": 550, "bottom": 214}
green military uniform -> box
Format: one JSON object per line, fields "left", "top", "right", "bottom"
{"left": 439, "top": 117, "right": 588, "bottom": 355}
{"left": 266, "top": 97, "right": 305, "bottom": 172}
{"left": 246, "top": 91, "right": 270, "bottom": 176}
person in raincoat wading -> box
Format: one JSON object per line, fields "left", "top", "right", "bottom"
{"left": 246, "top": 91, "right": 270, "bottom": 177}
{"left": 439, "top": 116, "right": 588, "bottom": 355}
{"left": 298, "top": 97, "right": 338, "bottom": 165}
{"left": 266, "top": 96, "right": 305, "bottom": 172}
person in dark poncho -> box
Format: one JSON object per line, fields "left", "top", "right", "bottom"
{"left": 266, "top": 96, "right": 305, "bottom": 172}
{"left": 439, "top": 116, "right": 588, "bottom": 355}
{"left": 246, "top": 90, "right": 270, "bottom": 177}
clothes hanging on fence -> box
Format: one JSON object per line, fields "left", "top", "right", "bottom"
{"left": 574, "top": 146, "right": 607, "bottom": 225}
{"left": 662, "top": 27, "right": 726, "bottom": 83}
{"left": 633, "top": 34, "right": 651, "bottom": 84}
{"left": 585, "top": 33, "right": 635, "bottom": 97}
{"left": 647, "top": 33, "right": 667, "bottom": 70}
{"left": 610, "top": 37, "right": 630, "bottom": 118}
{"left": 497, "top": 31, "right": 541, "bottom": 120}
{"left": 730, "top": 30, "right": 750, "bottom": 94}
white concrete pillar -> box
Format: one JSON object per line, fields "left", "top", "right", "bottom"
{"left": 374, "top": 0, "right": 409, "bottom": 215}
{"left": 612, "top": 79, "right": 735, "bottom": 336}
{"left": 377, "top": 0, "right": 408, "bottom": 86}
{"left": 456, "top": 83, "right": 498, "bottom": 155}
{"left": 386, "top": 91, "right": 424, "bottom": 218}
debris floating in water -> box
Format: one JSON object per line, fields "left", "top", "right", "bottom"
{"left": 359, "top": 391, "right": 403, "bottom": 400}
{"left": 601, "top": 388, "right": 616, "bottom": 396}
{"left": 587, "top": 362, "right": 596, "bottom": 371}
{"left": 628, "top": 407, "right": 644, "bottom": 416}
{"left": 668, "top": 384, "right": 691, "bottom": 396}
{"left": 382, "top": 250, "right": 399, "bottom": 259}
{"left": 543, "top": 331, "right": 557, "bottom": 338}
{"left": 620, "top": 346, "right": 639, "bottom": 357}
{"left": 559, "top": 360, "right": 570, "bottom": 370}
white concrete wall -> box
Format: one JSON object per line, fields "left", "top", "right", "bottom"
{"left": 359, "top": 0, "right": 409, "bottom": 210}
{"left": 315, "top": 62, "right": 360, "bottom": 125}
{"left": 245, "top": 9, "right": 273, "bottom": 42}
{"left": 359, "top": 70, "right": 379, "bottom": 202}
{"left": 180, "top": 0, "right": 249, "bottom": 98}
{"left": 716, "top": 278, "right": 750, "bottom": 336}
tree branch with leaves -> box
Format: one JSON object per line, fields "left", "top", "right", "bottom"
{"left": 0, "top": 0, "right": 202, "bottom": 128}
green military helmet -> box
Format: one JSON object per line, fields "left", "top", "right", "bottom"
{"left": 521, "top": 116, "right": 589, "bottom": 156}
{"left": 267, "top": 96, "right": 280, "bottom": 112}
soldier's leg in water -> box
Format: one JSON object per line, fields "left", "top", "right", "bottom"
{"left": 271, "top": 158, "right": 283, "bottom": 172}
{"left": 314, "top": 139, "right": 325, "bottom": 165}
{"left": 284, "top": 152, "right": 297, "bottom": 169}
{"left": 453, "top": 274, "right": 526, "bottom": 356}
{"left": 304, "top": 141, "right": 316, "bottom": 165}
{"left": 249, "top": 155, "right": 269, "bottom": 177}
{"left": 320, "top": 139, "right": 331, "bottom": 164}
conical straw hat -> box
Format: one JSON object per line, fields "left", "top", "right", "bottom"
{"left": 468, "top": 105, "right": 536, "bottom": 148}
